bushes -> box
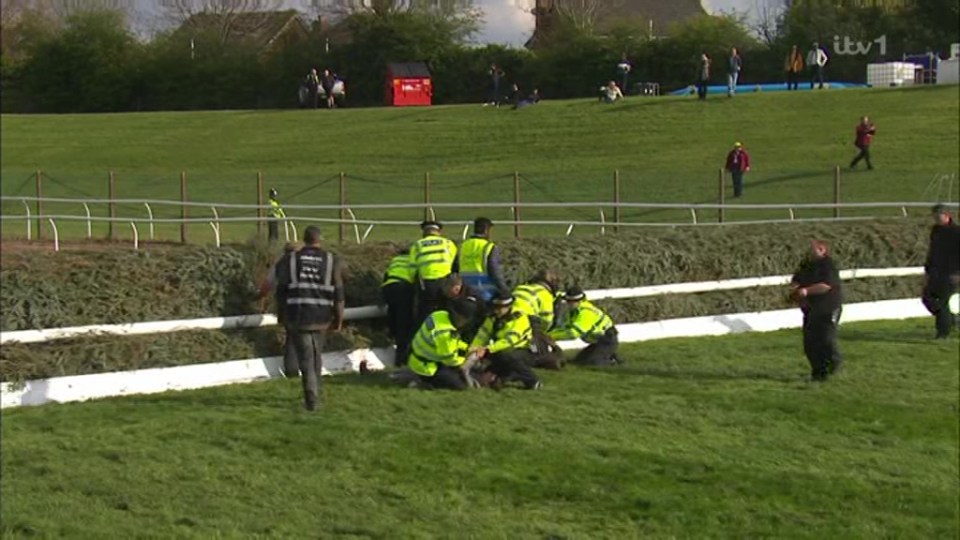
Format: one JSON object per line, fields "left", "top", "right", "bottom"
{"left": 0, "top": 220, "right": 932, "bottom": 380}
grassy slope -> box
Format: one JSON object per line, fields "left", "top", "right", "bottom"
{"left": 2, "top": 319, "right": 957, "bottom": 538}
{"left": 1, "top": 87, "right": 958, "bottom": 242}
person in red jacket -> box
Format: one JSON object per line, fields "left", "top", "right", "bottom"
{"left": 724, "top": 142, "right": 751, "bottom": 198}
{"left": 850, "top": 116, "right": 876, "bottom": 170}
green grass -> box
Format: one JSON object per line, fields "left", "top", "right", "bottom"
{"left": 1, "top": 86, "right": 958, "bottom": 243}
{"left": 2, "top": 318, "right": 957, "bottom": 538}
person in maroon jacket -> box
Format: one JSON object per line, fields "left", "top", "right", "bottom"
{"left": 724, "top": 142, "right": 751, "bottom": 198}
{"left": 850, "top": 116, "right": 876, "bottom": 170}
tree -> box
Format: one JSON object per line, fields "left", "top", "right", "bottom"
{"left": 158, "top": 0, "right": 284, "bottom": 45}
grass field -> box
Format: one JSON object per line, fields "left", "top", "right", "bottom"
{"left": 2, "top": 318, "right": 957, "bottom": 538}
{"left": 2, "top": 87, "right": 958, "bottom": 243}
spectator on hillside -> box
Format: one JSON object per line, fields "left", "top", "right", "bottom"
{"left": 696, "top": 52, "right": 711, "bottom": 100}
{"left": 321, "top": 69, "right": 336, "bottom": 108}
{"left": 785, "top": 45, "right": 804, "bottom": 90}
{"left": 507, "top": 83, "right": 523, "bottom": 108}
{"left": 727, "top": 47, "right": 742, "bottom": 97}
{"left": 599, "top": 81, "right": 624, "bottom": 103}
{"left": 616, "top": 53, "right": 632, "bottom": 96}
{"left": 488, "top": 63, "right": 505, "bottom": 107}
{"left": 514, "top": 88, "right": 541, "bottom": 109}
{"left": 807, "top": 42, "right": 828, "bottom": 89}
{"left": 849, "top": 116, "right": 876, "bottom": 170}
{"left": 724, "top": 142, "right": 751, "bottom": 198}
{"left": 304, "top": 69, "right": 320, "bottom": 109}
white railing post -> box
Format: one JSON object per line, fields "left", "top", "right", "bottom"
{"left": 788, "top": 208, "right": 795, "bottom": 221}
{"left": 143, "top": 203, "right": 155, "bottom": 240}
{"left": 290, "top": 221, "right": 298, "bottom": 242}
{"left": 82, "top": 203, "right": 92, "bottom": 239}
{"left": 599, "top": 209, "right": 606, "bottom": 235}
{"left": 901, "top": 206, "right": 908, "bottom": 218}
{"left": 428, "top": 207, "right": 436, "bottom": 221}
{"left": 361, "top": 224, "right": 374, "bottom": 243}
{"left": 462, "top": 223, "right": 470, "bottom": 240}
{"left": 566, "top": 224, "right": 574, "bottom": 236}
{"left": 130, "top": 222, "right": 139, "bottom": 250}
{"left": 690, "top": 208, "right": 698, "bottom": 224}
{"left": 22, "top": 200, "right": 31, "bottom": 241}
{"left": 209, "top": 222, "right": 221, "bottom": 248}
{"left": 345, "top": 208, "right": 361, "bottom": 244}
{"left": 47, "top": 218, "right": 59, "bottom": 252}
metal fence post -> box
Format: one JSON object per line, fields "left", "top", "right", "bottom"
{"left": 613, "top": 169, "right": 621, "bottom": 234}
{"left": 833, "top": 166, "right": 841, "bottom": 219}
{"left": 109, "top": 171, "right": 116, "bottom": 241}
{"left": 513, "top": 172, "right": 521, "bottom": 239}
{"left": 36, "top": 170, "right": 43, "bottom": 240}
{"left": 717, "top": 168, "right": 725, "bottom": 224}
{"left": 180, "top": 171, "right": 188, "bottom": 243}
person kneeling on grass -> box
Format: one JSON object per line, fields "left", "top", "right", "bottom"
{"left": 407, "top": 299, "right": 478, "bottom": 390}
{"left": 548, "top": 287, "right": 620, "bottom": 366}
{"left": 468, "top": 295, "right": 543, "bottom": 391}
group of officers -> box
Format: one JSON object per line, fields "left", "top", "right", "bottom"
{"left": 261, "top": 205, "right": 958, "bottom": 409}
{"left": 380, "top": 217, "right": 620, "bottom": 391}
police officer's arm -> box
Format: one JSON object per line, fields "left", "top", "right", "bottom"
{"left": 487, "top": 245, "right": 510, "bottom": 294}
{"left": 469, "top": 317, "right": 494, "bottom": 351}
{"left": 449, "top": 239, "right": 459, "bottom": 274}
{"left": 798, "top": 260, "right": 835, "bottom": 297}
{"left": 435, "top": 330, "right": 469, "bottom": 367}
{"left": 409, "top": 242, "right": 421, "bottom": 282}
{"left": 486, "top": 316, "right": 527, "bottom": 354}
{"left": 332, "top": 257, "right": 345, "bottom": 330}
{"left": 548, "top": 314, "right": 582, "bottom": 341}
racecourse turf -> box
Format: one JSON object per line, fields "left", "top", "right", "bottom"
{"left": 1, "top": 318, "right": 957, "bottom": 538}
{"left": 1, "top": 86, "right": 958, "bottom": 243}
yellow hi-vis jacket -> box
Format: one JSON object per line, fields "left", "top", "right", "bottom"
{"left": 409, "top": 311, "right": 469, "bottom": 376}
{"left": 381, "top": 254, "right": 415, "bottom": 287}
{"left": 549, "top": 300, "right": 614, "bottom": 344}
{"left": 458, "top": 237, "right": 495, "bottom": 291}
{"left": 513, "top": 283, "right": 555, "bottom": 329}
{"left": 410, "top": 234, "right": 457, "bottom": 281}
{"left": 269, "top": 199, "right": 286, "bottom": 219}
{"left": 470, "top": 310, "right": 532, "bottom": 354}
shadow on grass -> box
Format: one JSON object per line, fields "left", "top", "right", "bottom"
{"left": 592, "top": 364, "right": 799, "bottom": 384}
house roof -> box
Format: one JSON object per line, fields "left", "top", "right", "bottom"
{"left": 177, "top": 10, "right": 307, "bottom": 50}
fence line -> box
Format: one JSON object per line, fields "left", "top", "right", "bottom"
{"left": 0, "top": 267, "right": 925, "bottom": 345}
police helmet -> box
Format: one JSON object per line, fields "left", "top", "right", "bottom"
{"left": 269, "top": 188, "right": 279, "bottom": 199}
{"left": 565, "top": 286, "right": 586, "bottom": 302}
{"left": 491, "top": 295, "right": 514, "bottom": 308}
{"left": 420, "top": 220, "right": 442, "bottom": 232}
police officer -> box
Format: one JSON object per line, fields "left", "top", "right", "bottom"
{"left": 410, "top": 220, "right": 458, "bottom": 326}
{"left": 922, "top": 204, "right": 960, "bottom": 338}
{"left": 789, "top": 239, "right": 842, "bottom": 381}
{"left": 268, "top": 188, "right": 286, "bottom": 242}
{"left": 258, "top": 241, "right": 301, "bottom": 377}
{"left": 381, "top": 247, "right": 416, "bottom": 366}
{"left": 469, "top": 295, "right": 542, "bottom": 390}
{"left": 513, "top": 270, "right": 564, "bottom": 368}
{"left": 275, "top": 225, "right": 345, "bottom": 410}
{"left": 549, "top": 287, "right": 620, "bottom": 366}
{"left": 408, "top": 299, "right": 477, "bottom": 390}
{"left": 458, "top": 217, "right": 509, "bottom": 302}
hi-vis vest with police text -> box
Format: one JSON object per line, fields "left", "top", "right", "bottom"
{"left": 381, "top": 254, "right": 415, "bottom": 287}
{"left": 411, "top": 235, "right": 457, "bottom": 281}
{"left": 409, "top": 310, "right": 469, "bottom": 376}
{"left": 548, "top": 300, "right": 614, "bottom": 344}
{"left": 270, "top": 199, "right": 286, "bottom": 219}
{"left": 458, "top": 237, "right": 495, "bottom": 294}
{"left": 513, "top": 283, "right": 555, "bottom": 329}
{"left": 285, "top": 247, "right": 335, "bottom": 328}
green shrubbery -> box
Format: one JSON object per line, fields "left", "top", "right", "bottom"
{"left": 0, "top": 220, "right": 931, "bottom": 380}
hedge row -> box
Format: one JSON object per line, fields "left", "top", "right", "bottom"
{"left": 0, "top": 220, "right": 932, "bottom": 381}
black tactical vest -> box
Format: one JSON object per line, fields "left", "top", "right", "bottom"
{"left": 284, "top": 246, "right": 336, "bottom": 328}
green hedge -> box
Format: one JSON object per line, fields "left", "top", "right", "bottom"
{"left": 0, "top": 220, "right": 932, "bottom": 381}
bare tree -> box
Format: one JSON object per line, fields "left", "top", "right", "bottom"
{"left": 550, "top": 0, "right": 625, "bottom": 33}
{"left": 301, "top": 0, "right": 473, "bottom": 19}
{"left": 751, "top": 0, "right": 787, "bottom": 46}
{"left": 157, "top": 0, "right": 285, "bottom": 44}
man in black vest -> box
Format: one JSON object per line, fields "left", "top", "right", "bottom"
{"left": 259, "top": 241, "right": 301, "bottom": 377}
{"left": 789, "top": 239, "right": 843, "bottom": 381}
{"left": 922, "top": 204, "right": 960, "bottom": 338}
{"left": 276, "top": 226, "right": 345, "bottom": 410}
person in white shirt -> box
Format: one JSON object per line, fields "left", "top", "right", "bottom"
{"left": 599, "top": 80, "right": 623, "bottom": 103}
{"left": 806, "top": 42, "right": 828, "bottom": 89}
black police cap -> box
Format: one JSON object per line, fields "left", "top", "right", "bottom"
{"left": 491, "top": 295, "right": 514, "bottom": 307}
{"left": 565, "top": 286, "right": 586, "bottom": 301}
{"left": 420, "top": 220, "right": 442, "bottom": 231}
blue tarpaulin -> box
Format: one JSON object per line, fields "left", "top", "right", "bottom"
{"left": 668, "top": 82, "right": 869, "bottom": 96}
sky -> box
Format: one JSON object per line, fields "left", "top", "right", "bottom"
{"left": 133, "top": 0, "right": 767, "bottom": 47}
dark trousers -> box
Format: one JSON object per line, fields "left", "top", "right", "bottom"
{"left": 382, "top": 283, "right": 415, "bottom": 366}
{"left": 289, "top": 328, "right": 327, "bottom": 408}
{"left": 786, "top": 71, "right": 799, "bottom": 90}
{"left": 282, "top": 328, "right": 299, "bottom": 378}
{"left": 573, "top": 329, "right": 620, "bottom": 366}
{"left": 923, "top": 277, "right": 957, "bottom": 337}
{"left": 810, "top": 66, "right": 824, "bottom": 89}
{"left": 488, "top": 349, "right": 540, "bottom": 389}
{"left": 730, "top": 170, "right": 744, "bottom": 197}
{"left": 491, "top": 81, "right": 501, "bottom": 105}
{"left": 415, "top": 278, "right": 447, "bottom": 330}
{"left": 419, "top": 363, "right": 467, "bottom": 390}
{"left": 850, "top": 146, "right": 872, "bottom": 169}
{"left": 268, "top": 220, "right": 279, "bottom": 241}
{"left": 696, "top": 79, "right": 708, "bottom": 100}
{"left": 802, "top": 309, "right": 842, "bottom": 380}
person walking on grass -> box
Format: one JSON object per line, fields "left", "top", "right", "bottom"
{"left": 921, "top": 204, "right": 960, "bottom": 339}
{"left": 696, "top": 52, "right": 711, "bottom": 100}
{"left": 724, "top": 142, "right": 751, "bottom": 198}
{"left": 807, "top": 42, "right": 828, "bottom": 89}
{"left": 727, "top": 47, "right": 742, "bottom": 97}
{"left": 789, "top": 240, "right": 843, "bottom": 382}
{"left": 785, "top": 45, "right": 804, "bottom": 90}
{"left": 850, "top": 116, "right": 876, "bottom": 170}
